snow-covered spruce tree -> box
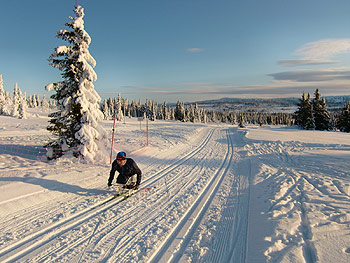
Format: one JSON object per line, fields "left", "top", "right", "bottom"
{"left": 312, "top": 89, "right": 331, "bottom": 130}
{"left": 2, "top": 90, "right": 12, "bottom": 115}
{"left": 45, "top": 5, "right": 107, "bottom": 162}
{"left": 114, "top": 93, "right": 123, "bottom": 121}
{"left": 12, "top": 83, "right": 21, "bottom": 118}
{"left": 303, "top": 93, "right": 315, "bottom": 129}
{"left": 123, "top": 97, "right": 129, "bottom": 118}
{"left": 41, "top": 95, "right": 50, "bottom": 110}
{"left": 18, "top": 91, "right": 27, "bottom": 119}
{"left": 101, "top": 99, "right": 110, "bottom": 120}
{"left": 174, "top": 100, "right": 185, "bottom": 121}
{"left": 336, "top": 102, "right": 350, "bottom": 132}
{"left": 194, "top": 103, "right": 201, "bottom": 122}
{"left": 34, "top": 94, "right": 41, "bottom": 107}
{"left": 151, "top": 101, "right": 157, "bottom": 121}
{"left": 294, "top": 92, "right": 314, "bottom": 129}
{"left": 294, "top": 92, "right": 307, "bottom": 128}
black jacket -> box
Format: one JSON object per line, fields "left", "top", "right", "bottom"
{"left": 108, "top": 158, "right": 142, "bottom": 186}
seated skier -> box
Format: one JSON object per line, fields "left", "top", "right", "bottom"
{"left": 108, "top": 151, "right": 142, "bottom": 190}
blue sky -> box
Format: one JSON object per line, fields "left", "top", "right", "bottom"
{"left": 1, "top": 0, "right": 350, "bottom": 103}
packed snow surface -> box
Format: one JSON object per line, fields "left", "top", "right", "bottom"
{"left": 0, "top": 109, "right": 350, "bottom": 262}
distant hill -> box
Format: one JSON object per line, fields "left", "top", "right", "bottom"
{"left": 189, "top": 95, "right": 350, "bottom": 113}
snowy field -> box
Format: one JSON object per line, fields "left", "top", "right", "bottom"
{"left": 0, "top": 109, "right": 350, "bottom": 262}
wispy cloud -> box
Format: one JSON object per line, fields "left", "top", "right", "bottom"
{"left": 279, "top": 39, "right": 350, "bottom": 67}
{"left": 278, "top": 59, "right": 338, "bottom": 67}
{"left": 295, "top": 39, "right": 350, "bottom": 59}
{"left": 268, "top": 67, "right": 350, "bottom": 82}
{"left": 186, "top": 48, "right": 204, "bottom": 53}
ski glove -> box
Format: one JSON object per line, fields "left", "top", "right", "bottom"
{"left": 125, "top": 183, "right": 139, "bottom": 190}
{"left": 125, "top": 183, "right": 136, "bottom": 189}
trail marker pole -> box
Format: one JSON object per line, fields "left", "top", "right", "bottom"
{"left": 146, "top": 117, "right": 149, "bottom": 146}
{"left": 110, "top": 114, "right": 117, "bottom": 164}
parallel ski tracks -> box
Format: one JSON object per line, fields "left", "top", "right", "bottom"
{"left": 0, "top": 127, "right": 216, "bottom": 262}
{"left": 147, "top": 128, "right": 236, "bottom": 263}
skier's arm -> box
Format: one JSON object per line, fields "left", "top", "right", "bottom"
{"left": 133, "top": 161, "right": 142, "bottom": 186}
{"left": 108, "top": 161, "right": 117, "bottom": 186}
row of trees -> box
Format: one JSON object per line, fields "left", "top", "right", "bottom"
{"left": 0, "top": 74, "right": 55, "bottom": 119}
{"left": 99, "top": 94, "right": 294, "bottom": 126}
{"left": 294, "top": 89, "right": 350, "bottom": 132}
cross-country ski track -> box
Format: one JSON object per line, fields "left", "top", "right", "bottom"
{"left": 1, "top": 120, "right": 350, "bottom": 263}
{"left": 0, "top": 127, "right": 253, "bottom": 263}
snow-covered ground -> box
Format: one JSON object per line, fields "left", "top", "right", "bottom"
{"left": 0, "top": 109, "right": 349, "bottom": 262}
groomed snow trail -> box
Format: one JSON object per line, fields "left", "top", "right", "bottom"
{"left": 1, "top": 121, "right": 350, "bottom": 263}
{"left": 1, "top": 126, "right": 251, "bottom": 262}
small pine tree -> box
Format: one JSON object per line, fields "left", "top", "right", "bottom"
{"left": 336, "top": 102, "right": 350, "bottom": 132}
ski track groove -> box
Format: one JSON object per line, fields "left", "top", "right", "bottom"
{"left": 0, "top": 127, "right": 217, "bottom": 262}
{"left": 147, "top": 128, "right": 237, "bottom": 263}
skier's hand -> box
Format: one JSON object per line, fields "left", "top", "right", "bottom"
{"left": 126, "top": 183, "right": 136, "bottom": 189}
{"left": 107, "top": 183, "right": 112, "bottom": 187}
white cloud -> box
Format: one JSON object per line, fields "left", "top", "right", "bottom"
{"left": 269, "top": 67, "right": 350, "bottom": 82}
{"left": 294, "top": 38, "right": 350, "bottom": 60}
{"left": 186, "top": 48, "right": 204, "bottom": 53}
{"left": 279, "top": 39, "right": 350, "bottom": 67}
{"left": 278, "top": 59, "right": 338, "bottom": 67}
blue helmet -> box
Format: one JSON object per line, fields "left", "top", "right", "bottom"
{"left": 116, "top": 151, "right": 126, "bottom": 160}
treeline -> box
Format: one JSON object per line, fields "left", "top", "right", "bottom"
{"left": 0, "top": 74, "right": 55, "bottom": 119}
{"left": 100, "top": 93, "right": 294, "bottom": 125}
{"left": 294, "top": 89, "right": 350, "bottom": 132}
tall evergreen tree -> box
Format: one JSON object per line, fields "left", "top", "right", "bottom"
{"left": 295, "top": 92, "right": 314, "bottom": 129}
{"left": 18, "top": 92, "right": 27, "bottom": 119}
{"left": 312, "top": 89, "right": 331, "bottom": 130}
{"left": 12, "top": 83, "right": 21, "bottom": 118}
{"left": 41, "top": 95, "right": 50, "bottom": 109}
{"left": 115, "top": 93, "right": 123, "bottom": 121}
{"left": 159, "top": 101, "right": 167, "bottom": 120}
{"left": 174, "top": 101, "right": 185, "bottom": 121}
{"left": 194, "top": 103, "right": 201, "bottom": 122}
{"left": 46, "top": 5, "right": 107, "bottom": 161}
{"left": 304, "top": 93, "right": 315, "bottom": 129}
{"left": 101, "top": 99, "right": 110, "bottom": 120}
